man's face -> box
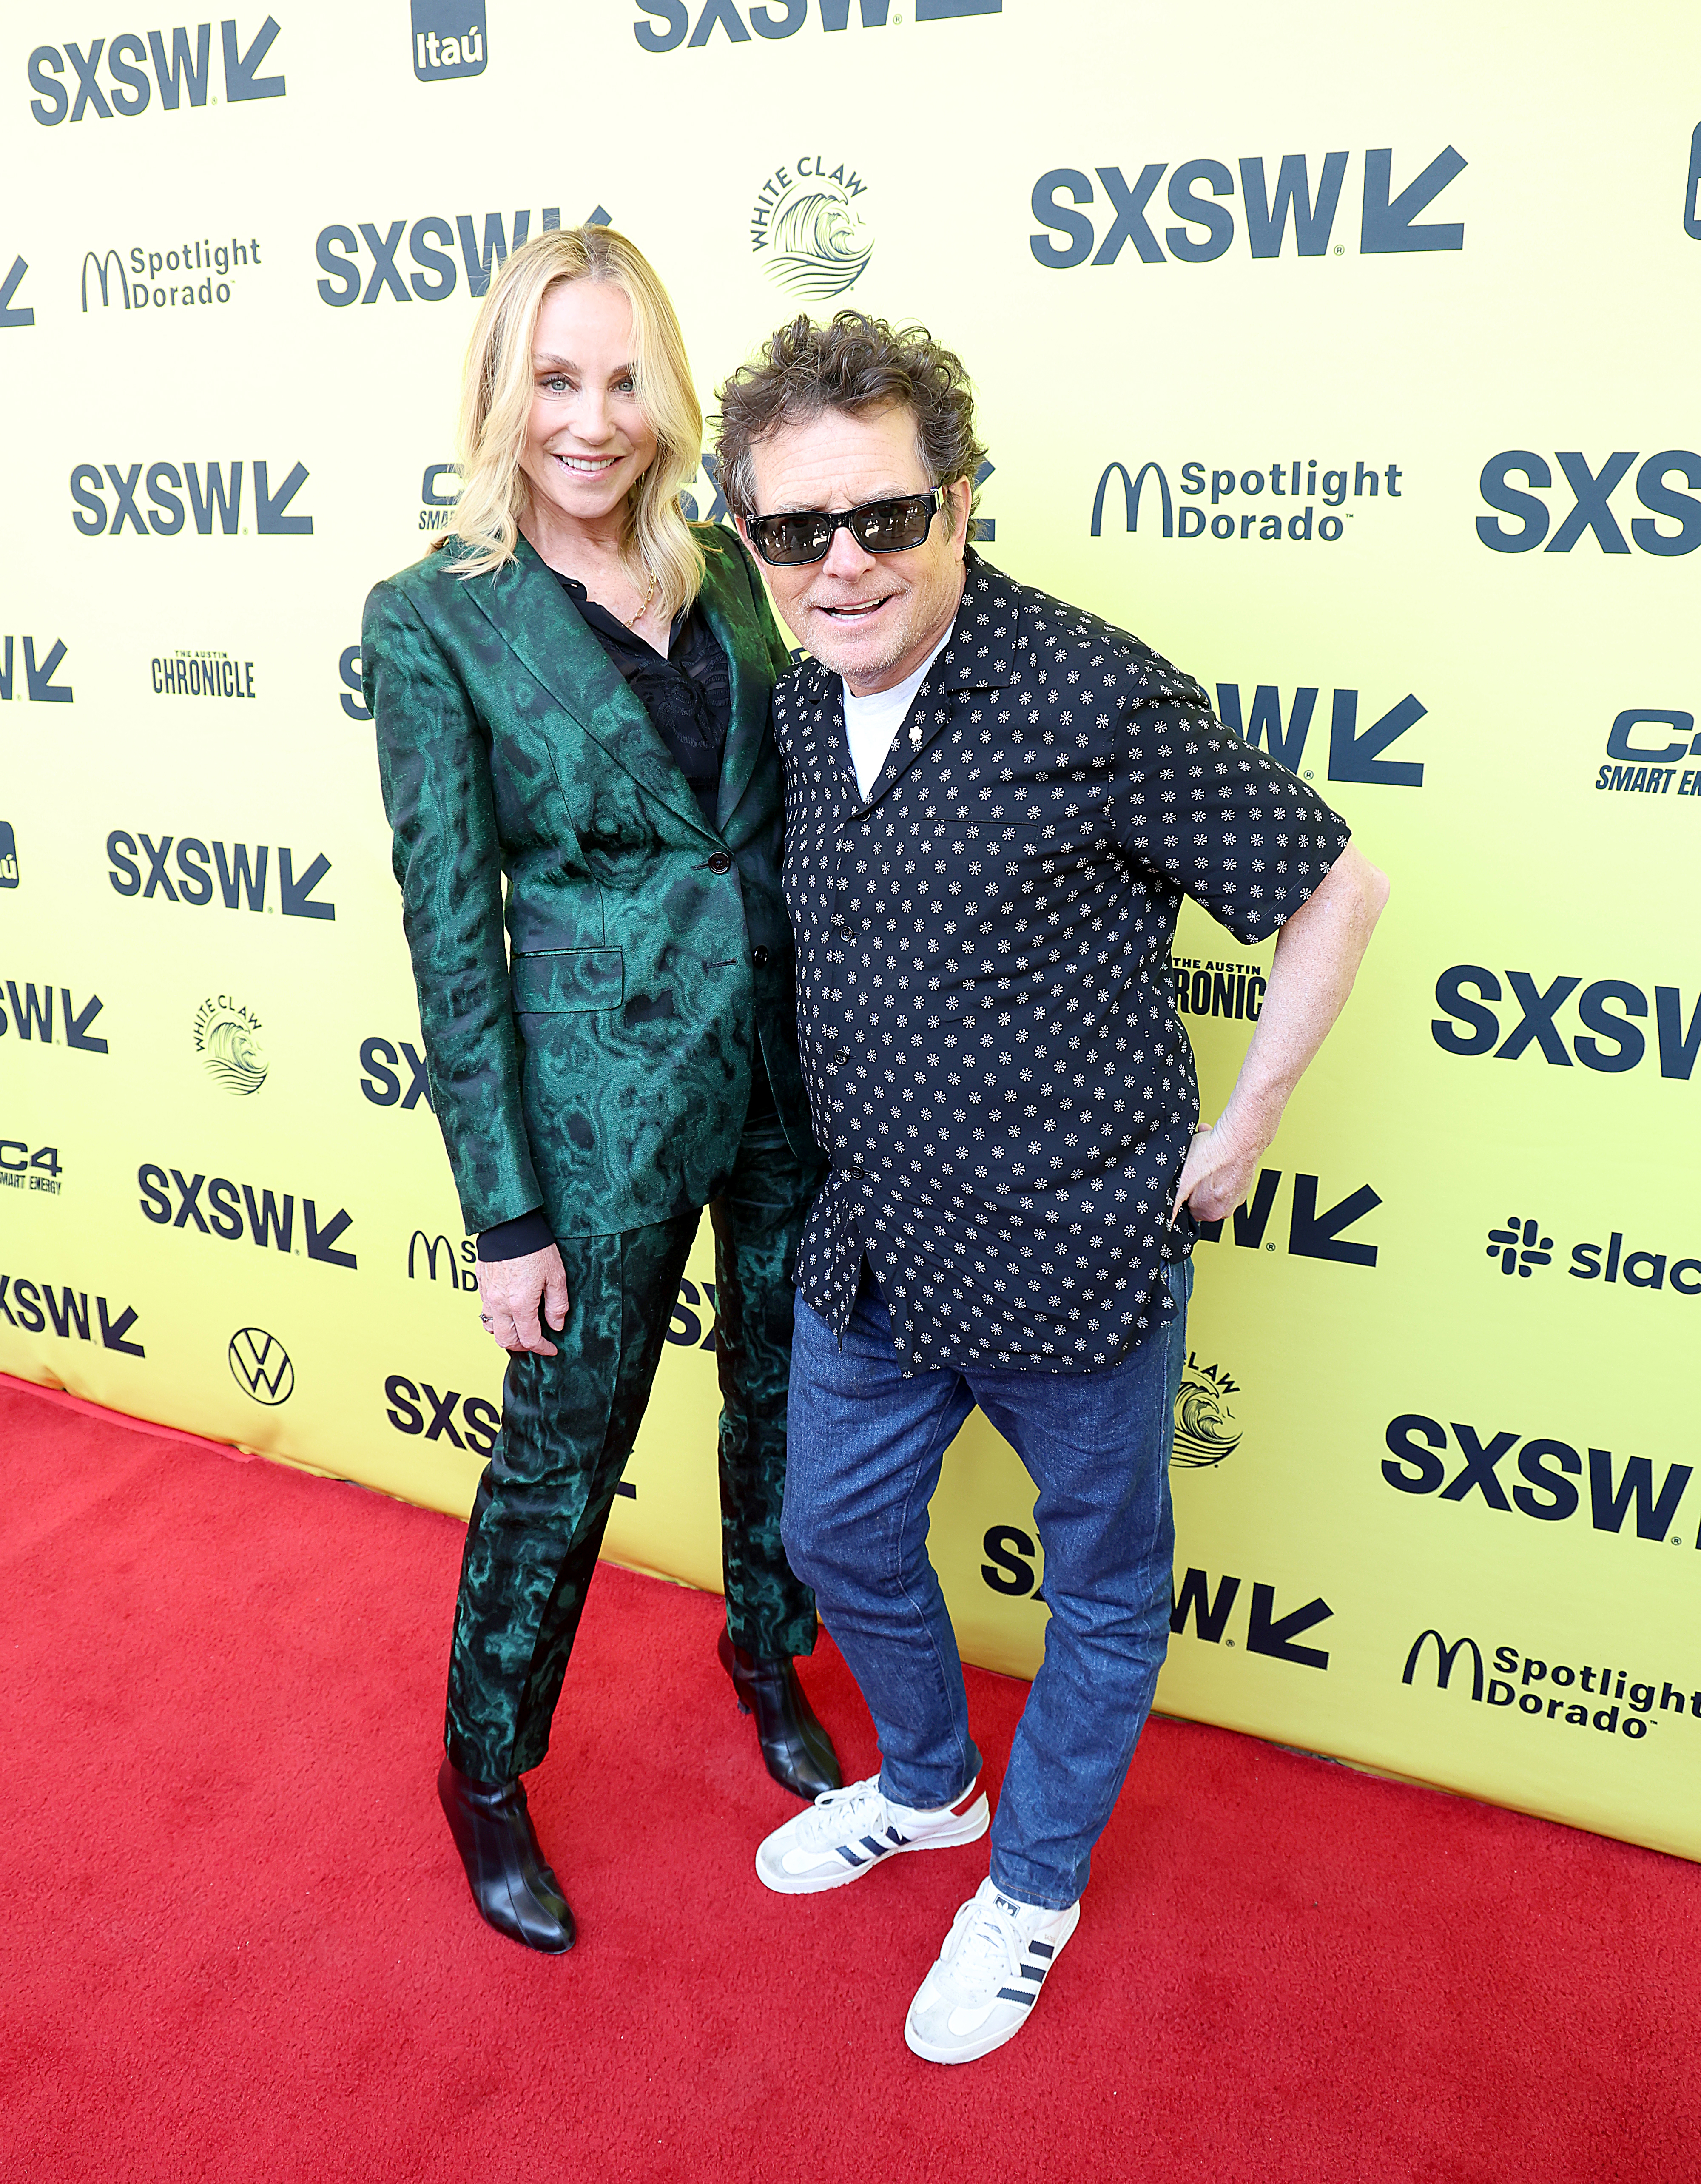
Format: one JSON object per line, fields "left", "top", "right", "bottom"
{"left": 741, "top": 402, "right": 971, "bottom": 697}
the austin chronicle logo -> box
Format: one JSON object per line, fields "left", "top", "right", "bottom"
{"left": 229, "top": 1326, "right": 293, "bottom": 1405}
{"left": 195, "top": 995, "right": 268, "bottom": 1095}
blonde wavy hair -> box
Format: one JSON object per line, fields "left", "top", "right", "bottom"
{"left": 445, "top": 225, "right": 705, "bottom": 619}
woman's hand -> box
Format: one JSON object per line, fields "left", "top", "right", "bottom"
{"left": 476, "top": 1244, "right": 570, "bottom": 1356}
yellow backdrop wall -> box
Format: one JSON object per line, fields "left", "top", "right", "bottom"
{"left": 4, "top": 0, "right": 1699, "bottom": 1861}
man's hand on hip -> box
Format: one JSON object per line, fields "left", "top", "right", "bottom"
{"left": 1169, "top": 1118, "right": 1270, "bottom": 1228}
{"left": 476, "top": 1244, "right": 569, "bottom": 1356}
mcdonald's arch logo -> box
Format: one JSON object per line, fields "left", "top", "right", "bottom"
{"left": 1401, "top": 1628, "right": 1485, "bottom": 1702}
{"left": 228, "top": 1325, "right": 293, "bottom": 1405}
{"left": 82, "top": 249, "right": 131, "bottom": 312}
{"left": 1091, "top": 460, "right": 1173, "bottom": 538}
{"left": 407, "top": 1229, "right": 478, "bottom": 1289}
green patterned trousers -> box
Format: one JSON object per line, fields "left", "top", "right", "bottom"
{"left": 444, "top": 1111, "right": 827, "bottom": 1783}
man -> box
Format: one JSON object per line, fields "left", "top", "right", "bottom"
{"left": 712, "top": 311, "right": 1388, "bottom": 2063}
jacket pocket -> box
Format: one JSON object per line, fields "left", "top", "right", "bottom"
{"left": 511, "top": 947, "right": 625, "bottom": 1015}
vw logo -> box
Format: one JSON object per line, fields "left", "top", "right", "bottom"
{"left": 228, "top": 1326, "right": 294, "bottom": 1405}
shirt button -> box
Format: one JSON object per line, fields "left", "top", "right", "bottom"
{"left": 834, "top": 1049, "right": 850, "bottom": 1066}
{"left": 751, "top": 945, "right": 770, "bottom": 967}
{"left": 846, "top": 1165, "right": 864, "bottom": 1179}
{"left": 707, "top": 852, "right": 732, "bottom": 873}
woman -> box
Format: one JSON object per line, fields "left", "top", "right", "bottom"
{"left": 363, "top": 226, "right": 839, "bottom": 1955}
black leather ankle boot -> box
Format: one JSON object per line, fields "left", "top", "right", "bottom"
{"left": 437, "top": 1756, "right": 577, "bottom": 1953}
{"left": 717, "top": 1629, "right": 843, "bottom": 1800}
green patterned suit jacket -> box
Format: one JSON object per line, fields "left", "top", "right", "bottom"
{"left": 363, "top": 525, "right": 819, "bottom": 1240}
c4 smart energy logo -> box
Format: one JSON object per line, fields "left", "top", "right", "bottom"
{"left": 1592, "top": 709, "right": 1701, "bottom": 800}
{"left": 1172, "top": 1355, "right": 1242, "bottom": 1468}
{"left": 230, "top": 1325, "right": 292, "bottom": 1404}
{"left": 193, "top": 995, "right": 267, "bottom": 1096}
{"left": 411, "top": 0, "right": 486, "bottom": 80}
{"left": 750, "top": 158, "right": 872, "bottom": 300}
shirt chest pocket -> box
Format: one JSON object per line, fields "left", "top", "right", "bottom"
{"left": 511, "top": 947, "right": 625, "bottom": 1015}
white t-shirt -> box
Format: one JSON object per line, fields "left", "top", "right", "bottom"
{"left": 841, "top": 626, "right": 954, "bottom": 799}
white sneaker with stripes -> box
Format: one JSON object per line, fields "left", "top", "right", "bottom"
{"left": 754, "top": 1772, "right": 989, "bottom": 1895}
{"left": 904, "top": 1877, "right": 1081, "bottom": 2064}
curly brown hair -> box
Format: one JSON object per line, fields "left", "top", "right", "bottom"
{"left": 713, "top": 311, "right": 987, "bottom": 522}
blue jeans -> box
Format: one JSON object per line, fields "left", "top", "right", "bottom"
{"left": 783, "top": 1257, "right": 1192, "bottom": 1911}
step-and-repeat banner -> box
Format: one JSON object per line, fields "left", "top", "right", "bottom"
{"left": 3, "top": 3, "right": 1698, "bottom": 1859}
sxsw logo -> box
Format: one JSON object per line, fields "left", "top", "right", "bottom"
{"left": 411, "top": 0, "right": 484, "bottom": 80}
{"left": 71, "top": 460, "right": 312, "bottom": 536}
{"left": 1432, "top": 967, "right": 1701, "bottom": 1081}
{"left": 1169, "top": 1567, "right": 1333, "bottom": 1670}
{"left": 359, "top": 1037, "right": 432, "bottom": 1110}
{"left": 1, "top": 637, "right": 72, "bottom": 702}
{"left": 1216, "top": 681, "right": 1424, "bottom": 788}
{"left": 139, "top": 1162, "right": 357, "bottom": 1268}
{"left": 0, "top": 1274, "right": 144, "bottom": 1354}
{"left": 1383, "top": 1414, "right": 1695, "bottom": 1551}
{"left": 316, "top": 208, "right": 608, "bottom": 307}
{"left": 383, "top": 1374, "right": 504, "bottom": 1458}
{"left": 1033, "top": 148, "right": 1465, "bottom": 268}
{"left": 1191, "top": 1168, "right": 1382, "bottom": 1269}
{"left": 0, "top": 256, "right": 33, "bottom": 329}
{"left": 339, "top": 644, "right": 369, "bottom": 721}
{"left": 1477, "top": 451, "right": 1701, "bottom": 557}
{"left": 1592, "top": 709, "right": 1701, "bottom": 801}
{"left": 27, "top": 18, "right": 285, "bottom": 123}
{"left": 108, "top": 831, "right": 335, "bottom": 919}
{"left": 635, "top": 0, "right": 999, "bottom": 53}
{"left": 0, "top": 981, "right": 108, "bottom": 1054}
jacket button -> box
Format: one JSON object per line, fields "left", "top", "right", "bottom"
{"left": 751, "top": 945, "right": 770, "bottom": 967}
{"left": 707, "top": 852, "right": 732, "bottom": 873}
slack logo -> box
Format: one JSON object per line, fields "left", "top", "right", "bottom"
{"left": 412, "top": 0, "right": 485, "bottom": 79}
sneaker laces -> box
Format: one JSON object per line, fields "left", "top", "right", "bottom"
{"left": 790, "top": 1773, "right": 888, "bottom": 1848}
{"left": 943, "top": 1887, "right": 1024, "bottom": 1994}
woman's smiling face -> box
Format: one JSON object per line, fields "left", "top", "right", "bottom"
{"left": 518, "top": 277, "right": 658, "bottom": 535}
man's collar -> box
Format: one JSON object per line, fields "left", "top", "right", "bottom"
{"left": 789, "top": 548, "right": 1021, "bottom": 702}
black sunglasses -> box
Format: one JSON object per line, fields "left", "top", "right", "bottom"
{"left": 745, "top": 488, "right": 944, "bottom": 567}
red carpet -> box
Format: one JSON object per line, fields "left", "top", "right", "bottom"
{"left": 0, "top": 1375, "right": 1691, "bottom": 2184}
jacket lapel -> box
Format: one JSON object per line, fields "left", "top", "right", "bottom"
{"left": 856, "top": 552, "right": 1021, "bottom": 812}
{"left": 465, "top": 535, "right": 717, "bottom": 844}
{"left": 700, "top": 534, "right": 773, "bottom": 840}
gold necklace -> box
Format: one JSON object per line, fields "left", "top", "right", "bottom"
{"left": 621, "top": 563, "right": 657, "bottom": 629}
